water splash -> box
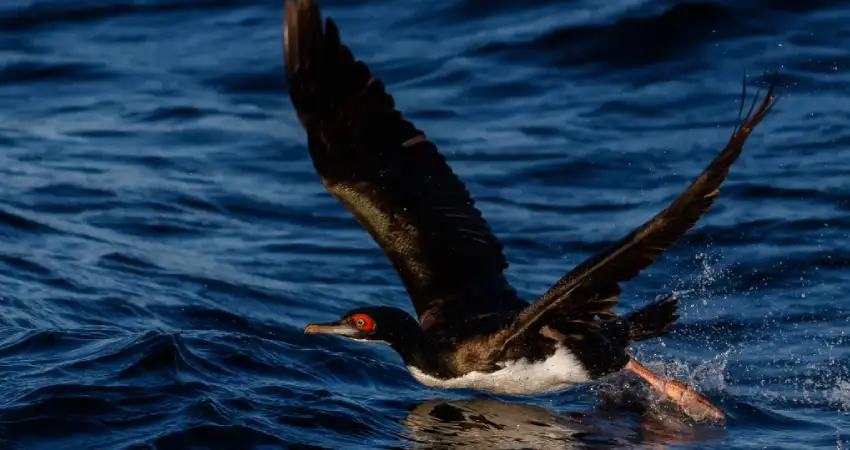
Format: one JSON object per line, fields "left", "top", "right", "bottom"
{"left": 640, "top": 351, "right": 730, "bottom": 396}
{"left": 667, "top": 249, "right": 730, "bottom": 309}
{"left": 828, "top": 380, "right": 850, "bottom": 412}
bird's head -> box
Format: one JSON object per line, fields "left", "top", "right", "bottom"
{"left": 304, "top": 305, "right": 422, "bottom": 347}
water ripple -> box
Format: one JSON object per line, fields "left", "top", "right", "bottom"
{"left": 0, "top": 0, "right": 848, "bottom": 448}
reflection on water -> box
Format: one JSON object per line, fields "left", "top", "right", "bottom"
{"left": 401, "top": 393, "right": 726, "bottom": 449}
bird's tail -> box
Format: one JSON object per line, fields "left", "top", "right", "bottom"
{"left": 624, "top": 294, "right": 679, "bottom": 342}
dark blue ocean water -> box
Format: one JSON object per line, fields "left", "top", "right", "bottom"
{"left": 0, "top": 0, "right": 849, "bottom": 448}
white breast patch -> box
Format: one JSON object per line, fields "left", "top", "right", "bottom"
{"left": 407, "top": 345, "right": 590, "bottom": 396}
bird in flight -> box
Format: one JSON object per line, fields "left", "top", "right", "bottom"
{"left": 284, "top": 0, "right": 776, "bottom": 423}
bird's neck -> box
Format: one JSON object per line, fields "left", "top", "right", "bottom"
{"left": 389, "top": 329, "right": 442, "bottom": 375}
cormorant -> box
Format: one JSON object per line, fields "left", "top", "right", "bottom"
{"left": 285, "top": 0, "right": 777, "bottom": 423}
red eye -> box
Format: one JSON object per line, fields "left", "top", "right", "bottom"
{"left": 352, "top": 314, "right": 374, "bottom": 331}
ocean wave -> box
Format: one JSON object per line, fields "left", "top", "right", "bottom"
{"left": 0, "top": 60, "right": 113, "bottom": 85}
{"left": 0, "top": 0, "right": 246, "bottom": 32}
{"left": 0, "top": 0, "right": 847, "bottom": 447}
{"left": 469, "top": 3, "right": 751, "bottom": 67}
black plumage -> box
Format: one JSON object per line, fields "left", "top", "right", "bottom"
{"left": 286, "top": 0, "right": 776, "bottom": 402}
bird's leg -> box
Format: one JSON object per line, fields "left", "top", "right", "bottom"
{"left": 625, "top": 359, "right": 725, "bottom": 423}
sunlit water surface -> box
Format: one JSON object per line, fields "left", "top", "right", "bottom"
{"left": 1, "top": 0, "right": 849, "bottom": 448}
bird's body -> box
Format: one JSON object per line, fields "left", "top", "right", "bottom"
{"left": 408, "top": 344, "right": 588, "bottom": 396}
{"left": 284, "top": 0, "right": 777, "bottom": 423}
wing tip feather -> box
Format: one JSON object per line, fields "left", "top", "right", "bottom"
{"left": 500, "top": 72, "right": 781, "bottom": 352}
{"left": 284, "top": 0, "right": 324, "bottom": 79}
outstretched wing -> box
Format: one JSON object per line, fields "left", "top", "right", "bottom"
{"left": 502, "top": 76, "right": 779, "bottom": 348}
{"left": 284, "top": 0, "right": 525, "bottom": 328}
